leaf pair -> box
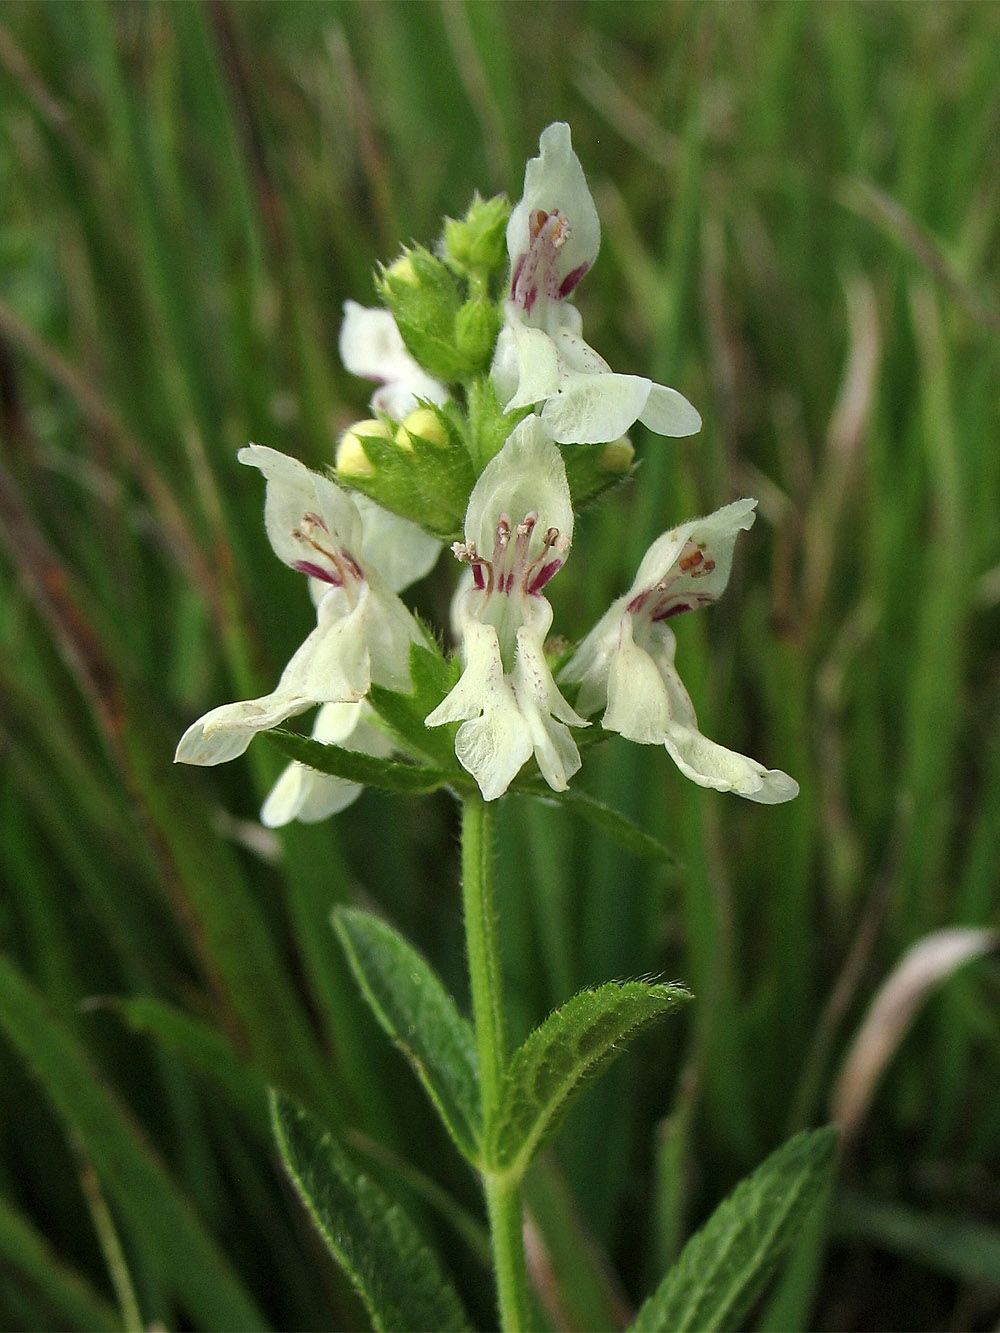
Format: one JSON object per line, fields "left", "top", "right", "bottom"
{"left": 333, "top": 907, "right": 690, "bottom": 1178}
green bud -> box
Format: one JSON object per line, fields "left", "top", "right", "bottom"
{"left": 454, "top": 297, "right": 501, "bottom": 373}
{"left": 377, "top": 244, "right": 462, "bottom": 372}
{"left": 443, "top": 193, "right": 511, "bottom": 278}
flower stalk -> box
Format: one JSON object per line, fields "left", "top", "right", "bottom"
{"left": 460, "top": 792, "right": 530, "bottom": 1331}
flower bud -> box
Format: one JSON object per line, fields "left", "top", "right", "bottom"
{"left": 377, "top": 245, "right": 464, "bottom": 381}
{"left": 335, "top": 418, "right": 393, "bottom": 477}
{"left": 454, "top": 297, "right": 500, "bottom": 373}
{"left": 395, "top": 407, "right": 449, "bottom": 453}
{"left": 443, "top": 193, "right": 510, "bottom": 277}
{"left": 597, "top": 435, "right": 635, "bottom": 471}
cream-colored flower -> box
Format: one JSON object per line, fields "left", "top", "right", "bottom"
{"left": 425, "top": 417, "right": 586, "bottom": 800}
{"left": 491, "top": 123, "right": 701, "bottom": 446}
{"left": 175, "top": 446, "right": 426, "bottom": 767}
{"left": 562, "top": 499, "right": 798, "bottom": 803}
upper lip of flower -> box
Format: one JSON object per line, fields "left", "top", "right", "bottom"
{"left": 424, "top": 417, "right": 587, "bottom": 800}
{"left": 490, "top": 122, "right": 702, "bottom": 446}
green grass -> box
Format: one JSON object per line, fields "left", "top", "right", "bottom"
{"left": 1, "top": 2, "right": 999, "bottom": 1328}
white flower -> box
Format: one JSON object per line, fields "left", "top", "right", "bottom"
{"left": 260, "top": 701, "right": 392, "bottom": 826}
{"left": 561, "top": 499, "right": 798, "bottom": 803}
{"left": 262, "top": 493, "right": 441, "bottom": 826}
{"left": 490, "top": 122, "right": 702, "bottom": 446}
{"left": 339, "top": 300, "right": 448, "bottom": 420}
{"left": 425, "top": 417, "right": 586, "bottom": 800}
{"left": 175, "top": 445, "right": 426, "bottom": 767}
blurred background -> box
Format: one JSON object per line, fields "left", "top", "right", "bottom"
{"left": 1, "top": 2, "right": 999, "bottom": 1329}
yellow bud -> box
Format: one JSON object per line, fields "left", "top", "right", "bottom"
{"left": 335, "top": 418, "right": 392, "bottom": 477}
{"left": 386, "top": 253, "right": 418, "bottom": 286}
{"left": 395, "top": 407, "right": 449, "bottom": 452}
{"left": 597, "top": 435, "right": 635, "bottom": 471}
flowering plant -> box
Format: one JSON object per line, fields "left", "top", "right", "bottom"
{"left": 177, "top": 123, "right": 829, "bottom": 1333}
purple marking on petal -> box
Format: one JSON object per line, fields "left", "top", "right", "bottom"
{"left": 473, "top": 564, "right": 486, "bottom": 591}
{"left": 527, "top": 560, "right": 562, "bottom": 594}
{"left": 303, "top": 510, "right": 329, "bottom": 533}
{"left": 524, "top": 285, "right": 538, "bottom": 316}
{"left": 293, "top": 560, "right": 341, "bottom": 585}
{"left": 627, "top": 590, "right": 651, "bottom": 615}
{"left": 510, "top": 253, "right": 526, "bottom": 299}
{"left": 558, "top": 262, "right": 589, "bottom": 298}
{"left": 652, "top": 592, "right": 715, "bottom": 622}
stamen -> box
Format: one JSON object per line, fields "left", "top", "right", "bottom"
{"left": 678, "top": 542, "right": 717, "bottom": 578}
{"left": 292, "top": 515, "right": 362, "bottom": 590}
{"left": 525, "top": 526, "right": 565, "bottom": 594}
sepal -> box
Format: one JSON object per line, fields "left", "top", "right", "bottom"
{"left": 443, "top": 192, "right": 511, "bottom": 281}
{"left": 333, "top": 404, "right": 475, "bottom": 541}
{"left": 377, "top": 246, "right": 470, "bottom": 382}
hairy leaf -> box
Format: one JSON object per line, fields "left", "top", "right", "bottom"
{"left": 334, "top": 908, "right": 481, "bottom": 1161}
{"left": 265, "top": 729, "right": 449, "bottom": 793}
{"left": 488, "top": 981, "right": 690, "bottom": 1178}
{"left": 630, "top": 1127, "right": 838, "bottom": 1333}
{"left": 271, "top": 1092, "right": 470, "bottom": 1332}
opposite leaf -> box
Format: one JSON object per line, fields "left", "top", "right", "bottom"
{"left": 271, "top": 1092, "right": 471, "bottom": 1333}
{"left": 368, "top": 640, "right": 464, "bottom": 773}
{"left": 630, "top": 1126, "right": 838, "bottom": 1333}
{"left": 265, "top": 729, "right": 449, "bottom": 793}
{"left": 487, "top": 981, "right": 690, "bottom": 1180}
{"left": 333, "top": 907, "right": 482, "bottom": 1162}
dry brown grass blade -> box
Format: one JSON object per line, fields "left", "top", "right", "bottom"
{"left": 830, "top": 927, "right": 1000, "bottom": 1144}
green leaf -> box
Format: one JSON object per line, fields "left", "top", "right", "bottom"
{"left": 0, "top": 1193, "right": 122, "bottom": 1332}
{"left": 264, "top": 729, "right": 449, "bottom": 793}
{"left": 833, "top": 1190, "right": 1000, "bottom": 1291}
{"left": 630, "top": 1127, "right": 838, "bottom": 1333}
{"left": 0, "top": 955, "right": 267, "bottom": 1332}
{"left": 368, "top": 640, "right": 464, "bottom": 772}
{"left": 103, "top": 996, "right": 270, "bottom": 1137}
{"left": 465, "top": 376, "right": 525, "bottom": 471}
{"left": 271, "top": 1092, "right": 471, "bottom": 1333}
{"left": 333, "top": 907, "right": 482, "bottom": 1161}
{"left": 487, "top": 981, "right": 690, "bottom": 1178}
{"left": 526, "top": 789, "right": 678, "bottom": 866}
{"left": 561, "top": 440, "right": 637, "bottom": 512}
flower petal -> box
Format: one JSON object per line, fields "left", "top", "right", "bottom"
{"left": 507, "top": 123, "right": 600, "bottom": 291}
{"left": 540, "top": 371, "right": 652, "bottom": 445}
{"left": 238, "top": 444, "right": 362, "bottom": 570}
{"left": 601, "top": 612, "right": 673, "bottom": 743}
{"left": 512, "top": 626, "right": 584, "bottom": 791}
{"left": 630, "top": 499, "right": 757, "bottom": 603}
{"left": 339, "top": 301, "right": 447, "bottom": 414}
{"left": 494, "top": 322, "right": 563, "bottom": 412}
{"left": 353, "top": 495, "right": 441, "bottom": 593}
{"left": 426, "top": 620, "right": 533, "bottom": 800}
{"left": 175, "top": 691, "right": 313, "bottom": 766}
{"left": 260, "top": 701, "right": 393, "bottom": 827}
{"left": 464, "top": 416, "right": 573, "bottom": 557}
{"left": 662, "top": 724, "right": 800, "bottom": 803}
{"left": 638, "top": 383, "right": 702, "bottom": 437}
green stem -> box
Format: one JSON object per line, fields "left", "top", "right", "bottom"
{"left": 460, "top": 793, "right": 529, "bottom": 1331}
